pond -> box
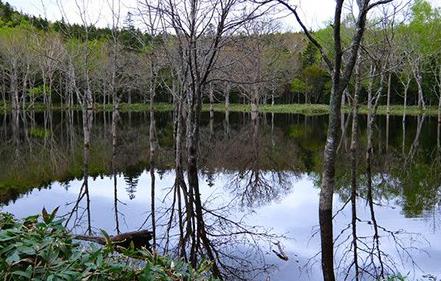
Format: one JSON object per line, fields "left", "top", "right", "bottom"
{"left": 0, "top": 110, "right": 440, "bottom": 280}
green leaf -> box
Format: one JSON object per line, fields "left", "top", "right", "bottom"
{"left": 6, "top": 251, "right": 20, "bottom": 264}
{"left": 139, "top": 263, "right": 153, "bottom": 281}
{"left": 12, "top": 270, "right": 32, "bottom": 279}
{"left": 42, "top": 207, "right": 59, "bottom": 224}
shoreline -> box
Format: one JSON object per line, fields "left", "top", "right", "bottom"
{"left": 0, "top": 102, "right": 438, "bottom": 116}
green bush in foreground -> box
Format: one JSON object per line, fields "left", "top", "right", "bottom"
{"left": 0, "top": 210, "right": 217, "bottom": 281}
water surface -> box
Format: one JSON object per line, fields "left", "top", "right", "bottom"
{"left": 1, "top": 110, "right": 440, "bottom": 280}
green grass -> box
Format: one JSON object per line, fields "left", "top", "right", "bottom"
{"left": 210, "top": 103, "right": 438, "bottom": 116}
{"left": 1, "top": 102, "right": 439, "bottom": 116}
{"left": 355, "top": 104, "right": 439, "bottom": 116}
{"left": 207, "top": 103, "right": 330, "bottom": 115}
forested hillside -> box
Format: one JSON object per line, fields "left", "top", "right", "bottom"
{"left": 1, "top": 0, "right": 440, "bottom": 112}
{"left": 0, "top": 1, "right": 304, "bottom": 110}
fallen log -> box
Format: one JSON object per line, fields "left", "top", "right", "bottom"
{"left": 74, "top": 230, "right": 152, "bottom": 249}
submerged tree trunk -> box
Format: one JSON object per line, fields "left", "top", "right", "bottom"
{"left": 320, "top": 87, "right": 341, "bottom": 281}
{"left": 83, "top": 108, "right": 93, "bottom": 235}
{"left": 186, "top": 87, "right": 201, "bottom": 266}
{"left": 186, "top": 83, "right": 221, "bottom": 276}
{"left": 149, "top": 91, "right": 157, "bottom": 251}
{"left": 174, "top": 95, "right": 189, "bottom": 259}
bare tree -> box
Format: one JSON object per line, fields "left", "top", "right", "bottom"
{"left": 271, "top": 1, "right": 394, "bottom": 280}
{"left": 139, "top": 0, "right": 272, "bottom": 275}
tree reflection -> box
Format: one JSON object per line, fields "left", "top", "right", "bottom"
{"left": 64, "top": 108, "right": 93, "bottom": 235}
{"left": 324, "top": 114, "right": 437, "bottom": 280}
{"left": 222, "top": 113, "right": 293, "bottom": 208}
{"left": 1, "top": 111, "right": 441, "bottom": 280}
{"left": 156, "top": 110, "right": 285, "bottom": 280}
{"left": 112, "top": 108, "right": 121, "bottom": 234}
{"left": 124, "top": 168, "right": 140, "bottom": 200}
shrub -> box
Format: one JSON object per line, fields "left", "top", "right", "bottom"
{"left": 0, "top": 210, "right": 218, "bottom": 281}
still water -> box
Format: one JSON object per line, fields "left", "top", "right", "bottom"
{"left": 0, "top": 110, "right": 440, "bottom": 280}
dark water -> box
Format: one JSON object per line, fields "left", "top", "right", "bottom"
{"left": 0, "top": 110, "right": 440, "bottom": 280}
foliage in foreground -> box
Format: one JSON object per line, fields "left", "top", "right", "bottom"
{"left": 0, "top": 210, "right": 218, "bottom": 281}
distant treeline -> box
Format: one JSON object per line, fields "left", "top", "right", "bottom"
{"left": 0, "top": 0, "right": 440, "bottom": 110}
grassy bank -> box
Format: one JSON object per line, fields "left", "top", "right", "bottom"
{"left": 1, "top": 102, "right": 439, "bottom": 116}
{"left": 209, "top": 103, "right": 440, "bottom": 116}
{"left": 0, "top": 102, "right": 174, "bottom": 113}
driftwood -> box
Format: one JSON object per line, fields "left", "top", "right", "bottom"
{"left": 74, "top": 230, "right": 152, "bottom": 249}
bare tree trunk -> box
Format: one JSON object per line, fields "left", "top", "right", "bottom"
{"left": 320, "top": 93, "right": 339, "bottom": 281}
{"left": 386, "top": 72, "right": 392, "bottom": 114}
{"left": 186, "top": 88, "right": 200, "bottom": 267}
{"left": 186, "top": 85, "right": 221, "bottom": 277}
{"left": 21, "top": 63, "right": 30, "bottom": 110}
{"left": 10, "top": 61, "right": 19, "bottom": 111}
{"left": 48, "top": 76, "right": 53, "bottom": 109}
{"left": 209, "top": 83, "right": 214, "bottom": 119}
{"left": 413, "top": 68, "right": 425, "bottom": 110}
{"left": 251, "top": 88, "right": 259, "bottom": 122}
{"left": 402, "top": 115, "right": 406, "bottom": 155}
{"left": 224, "top": 83, "right": 230, "bottom": 111}
{"left": 403, "top": 81, "right": 409, "bottom": 124}
{"left": 149, "top": 90, "right": 157, "bottom": 251}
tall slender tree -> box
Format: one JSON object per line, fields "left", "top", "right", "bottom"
{"left": 272, "top": 1, "right": 394, "bottom": 280}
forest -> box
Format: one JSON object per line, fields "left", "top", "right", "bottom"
{"left": 0, "top": 0, "right": 441, "bottom": 113}
{"left": 1, "top": 0, "right": 441, "bottom": 281}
